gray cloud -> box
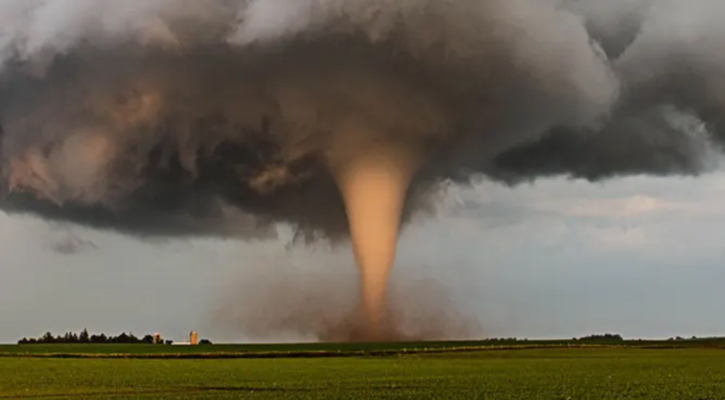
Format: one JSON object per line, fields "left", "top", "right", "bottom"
{"left": 492, "top": 0, "right": 725, "bottom": 182}
{"left": 48, "top": 232, "right": 98, "bottom": 255}
{"left": 0, "top": 0, "right": 722, "bottom": 242}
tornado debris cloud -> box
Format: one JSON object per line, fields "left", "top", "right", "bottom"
{"left": 213, "top": 266, "right": 483, "bottom": 342}
{"left": 2, "top": 0, "right": 725, "bottom": 339}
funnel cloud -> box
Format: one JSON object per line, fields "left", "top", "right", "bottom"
{"left": 1, "top": 0, "right": 725, "bottom": 339}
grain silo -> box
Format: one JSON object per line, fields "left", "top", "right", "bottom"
{"left": 190, "top": 331, "right": 198, "bottom": 345}
{"left": 152, "top": 332, "right": 161, "bottom": 345}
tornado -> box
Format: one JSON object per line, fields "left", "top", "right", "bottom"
{"left": 1, "top": 0, "right": 725, "bottom": 342}
{"left": 328, "top": 140, "right": 424, "bottom": 338}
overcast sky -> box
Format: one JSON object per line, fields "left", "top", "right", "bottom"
{"left": 2, "top": 170, "right": 725, "bottom": 344}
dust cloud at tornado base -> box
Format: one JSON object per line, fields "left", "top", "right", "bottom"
{"left": 2, "top": 0, "right": 725, "bottom": 340}
{"left": 211, "top": 259, "right": 483, "bottom": 342}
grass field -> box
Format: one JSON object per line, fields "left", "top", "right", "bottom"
{"left": 1, "top": 343, "right": 725, "bottom": 399}
{"left": 1, "top": 338, "right": 721, "bottom": 357}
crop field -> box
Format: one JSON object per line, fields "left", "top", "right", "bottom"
{"left": 1, "top": 338, "right": 721, "bottom": 357}
{"left": 1, "top": 343, "right": 725, "bottom": 399}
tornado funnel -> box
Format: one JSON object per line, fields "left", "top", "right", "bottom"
{"left": 329, "top": 142, "right": 423, "bottom": 338}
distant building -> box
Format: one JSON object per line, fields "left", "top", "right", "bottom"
{"left": 169, "top": 331, "right": 200, "bottom": 346}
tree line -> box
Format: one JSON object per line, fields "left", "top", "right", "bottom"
{"left": 572, "top": 333, "right": 624, "bottom": 342}
{"left": 18, "top": 329, "right": 211, "bottom": 345}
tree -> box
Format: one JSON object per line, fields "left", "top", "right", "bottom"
{"left": 79, "top": 329, "right": 90, "bottom": 343}
{"left": 41, "top": 332, "right": 54, "bottom": 344}
{"left": 113, "top": 332, "right": 130, "bottom": 344}
{"left": 19, "top": 330, "right": 173, "bottom": 345}
{"left": 199, "top": 339, "right": 212, "bottom": 345}
{"left": 576, "top": 333, "right": 624, "bottom": 342}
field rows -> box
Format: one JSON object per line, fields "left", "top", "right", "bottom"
{"left": 1, "top": 339, "right": 722, "bottom": 359}
{"left": 1, "top": 348, "right": 725, "bottom": 399}
{"left": 0, "top": 343, "right": 649, "bottom": 359}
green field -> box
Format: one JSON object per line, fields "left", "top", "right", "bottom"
{"left": 1, "top": 338, "right": 720, "bottom": 357}
{"left": 2, "top": 343, "right": 725, "bottom": 399}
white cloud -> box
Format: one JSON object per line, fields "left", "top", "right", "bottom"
{"left": 580, "top": 225, "right": 651, "bottom": 251}
{"left": 538, "top": 195, "right": 672, "bottom": 218}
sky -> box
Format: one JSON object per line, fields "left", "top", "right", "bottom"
{"left": 2, "top": 169, "right": 725, "bottom": 344}
{"left": 3, "top": 0, "right": 725, "bottom": 345}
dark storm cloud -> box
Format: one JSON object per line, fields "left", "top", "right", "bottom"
{"left": 491, "top": 0, "right": 725, "bottom": 183}
{"left": 0, "top": 0, "right": 722, "bottom": 240}
{"left": 50, "top": 232, "right": 98, "bottom": 255}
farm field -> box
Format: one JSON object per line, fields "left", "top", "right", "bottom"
{"left": 2, "top": 346, "right": 725, "bottom": 399}
{"left": 1, "top": 338, "right": 723, "bottom": 357}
